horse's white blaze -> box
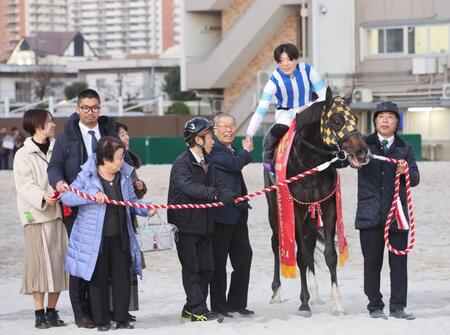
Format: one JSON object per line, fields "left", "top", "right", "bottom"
{"left": 307, "top": 270, "right": 323, "bottom": 305}
{"left": 270, "top": 287, "right": 281, "bottom": 304}
{"left": 331, "top": 283, "right": 344, "bottom": 315}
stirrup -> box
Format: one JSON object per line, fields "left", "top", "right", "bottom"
{"left": 263, "top": 162, "right": 275, "bottom": 176}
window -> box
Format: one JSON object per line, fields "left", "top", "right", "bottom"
{"left": 96, "top": 79, "right": 106, "bottom": 88}
{"left": 430, "top": 24, "right": 449, "bottom": 53}
{"left": 365, "top": 27, "right": 403, "bottom": 55}
{"left": 15, "top": 82, "right": 31, "bottom": 102}
{"left": 364, "top": 23, "right": 450, "bottom": 58}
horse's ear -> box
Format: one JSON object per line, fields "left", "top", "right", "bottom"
{"left": 344, "top": 85, "right": 355, "bottom": 105}
{"left": 325, "top": 86, "right": 333, "bottom": 109}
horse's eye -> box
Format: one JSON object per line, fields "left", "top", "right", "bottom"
{"left": 329, "top": 113, "right": 345, "bottom": 130}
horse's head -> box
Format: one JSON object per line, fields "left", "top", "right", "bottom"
{"left": 320, "top": 87, "right": 370, "bottom": 168}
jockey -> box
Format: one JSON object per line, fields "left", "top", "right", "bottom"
{"left": 245, "top": 43, "right": 326, "bottom": 174}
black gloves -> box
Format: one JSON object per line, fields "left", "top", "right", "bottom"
{"left": 217, "top": 192, "right": 251, "bottom": 210}
{"left": 217, "top": 192, "right": 236, "bottom": 206}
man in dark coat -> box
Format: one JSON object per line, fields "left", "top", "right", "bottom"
{"left": 168, "top": 116, "right": 242, "bottom": 323}
{"left": 48, "top": 89, "right": 129, "bottom": 328}
{"left": 356, "top": 101, "right": 420, "bottom": 320}
{"left": 207, "top": 113, "right": 254, "bottom": 317}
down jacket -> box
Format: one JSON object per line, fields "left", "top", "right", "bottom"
{"left": 61, "top": 155, "right": 147, "bottom": 281}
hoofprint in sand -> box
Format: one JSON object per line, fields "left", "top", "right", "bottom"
{"left": 0, "top": 162, "right": 449, "bottom": 334}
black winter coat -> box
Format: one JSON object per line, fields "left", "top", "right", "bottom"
{"left": 207, "top": 138, "right": 251, "bottom": 225}
{"left": 355, "top": 133, "right": 420, "bottom": 230}
{"left": 167, "top": 149, "right": 233, "bottom": 235}
{"left": 48, "top": 113, "right": 127, "bottom": 188}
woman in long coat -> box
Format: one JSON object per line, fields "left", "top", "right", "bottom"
{"left": 13, "top": 109, "right": 68, "bottom": 329}
{"left": 61, "top": 136, "right": 153, "bottom": 330}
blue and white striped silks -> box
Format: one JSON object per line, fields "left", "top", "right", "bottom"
{"left": 246, "top": 63, "right": 326, "bottom": 137}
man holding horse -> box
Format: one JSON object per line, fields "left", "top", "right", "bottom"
{"left": 356, "top": 101, "right": 420, "bottom": 320}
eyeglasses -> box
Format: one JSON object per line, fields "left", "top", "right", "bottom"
{"left": 78, "top": 105, "right": 101, "bottom": 113}
{"left": 215, "top": 124, "right": 236, "bottom": 131}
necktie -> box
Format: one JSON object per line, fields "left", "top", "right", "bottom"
{"left": 88, "top": 130, "right": 98, "bottom": 154}
{"left": 199, "top": 159, "right": 207, "bottom": 172}
{"left": 381, "top": 139, "right": 388, "bottom": 155}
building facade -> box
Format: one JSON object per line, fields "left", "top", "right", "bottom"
{"left": 180, "top": 0, "right": 450, "bottom": 160}
{"left": 71, "top": 0, "right": 180, "bottom": 57}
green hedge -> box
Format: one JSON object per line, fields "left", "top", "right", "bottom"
{"left": 130, "top": 134, "right": 421, "bottom": 164}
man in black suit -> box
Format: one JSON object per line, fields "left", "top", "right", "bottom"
{"left": 208, "top": 113, "right": 254, "bottom": 317}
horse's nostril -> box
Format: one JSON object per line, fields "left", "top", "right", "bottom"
{"left": 357, "top": 149, "right": 367, "bottom": 159}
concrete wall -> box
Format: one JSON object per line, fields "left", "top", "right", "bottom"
{"left": 311, "top": 0, "right": 355, "bottom": 75}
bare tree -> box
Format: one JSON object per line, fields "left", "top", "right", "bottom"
{"left": 32, "top": 66, "right": 55, "bottom": 100}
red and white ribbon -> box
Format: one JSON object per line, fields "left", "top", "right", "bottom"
{"left": 372, "top": 154, "right": 415, "bottom": 256}
{"left": 62, "top": 157, "right": 340, "bottom": 210}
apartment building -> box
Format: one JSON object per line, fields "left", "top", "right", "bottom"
{"left": 71, "top": 0, "right": 180, "bottom": 57}
{"left": 0, "top": 0, "right": 71, "bottom": 61}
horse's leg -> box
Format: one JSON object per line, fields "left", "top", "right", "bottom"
{"left": 295, "top": 206, "right": 312, "bottom": 317}
{"left": 304, "top": 222, "right": 324, "bottom": 305}
{"left": 323, "top": 200, "right": 345, "bottom": 316}
{"left": 265, "top": 173, "right": 281, "bottom": 304}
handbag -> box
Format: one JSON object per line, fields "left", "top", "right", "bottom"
{"left": 137, "top": 213, "right": 178, "bottom": 252}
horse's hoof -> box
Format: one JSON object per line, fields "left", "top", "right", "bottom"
{"left": 310, "top": 298, "right": 324, "bottom": 306}
{"left": 298, "top": 310, "right": 312, "bottom": 318}
{"left": 270, "top": 295, "right": 281, "bottom": 304}
{"left": 333, "top": 310, "right": 345, "bottom": 316}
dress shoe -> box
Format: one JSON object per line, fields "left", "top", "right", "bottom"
{"left": 390, "top": 310, "right": 416, "bottom": 320}
{"left": 116, "top": 321, "right": 134, "bottom": 329}
{"left": 75, "top": 316, "right": 96, "bottom": 328}
{"left": 127, "top": 313, "right": 136, "bottom": 322}
{"left": 96, "top": 323, "right": 111, "bottom": 331}
{"left": 229, "top": 307, "right": 255, "bottom": 316}
{"left": 369, "top": 309, "right": 388, "bottom": 319}
{"left": 35, "top": 314, "right": 50, "bottom": 329}
{"left": 46, "top": 310, "right": 67, "bottom": 327}
{"left": 212, "top": 310, "right": 233, "bottom": 318}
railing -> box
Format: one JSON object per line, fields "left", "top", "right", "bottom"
{"left": 0, "top": 96, "right": 165, "bottom": 117}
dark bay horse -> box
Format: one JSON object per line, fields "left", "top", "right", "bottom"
{"left": 264, "top": 87, "right": 370, "bottom": 316}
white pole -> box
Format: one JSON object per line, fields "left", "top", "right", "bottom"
{"left": 48, "top": 96, "right": 54, "bottom": 114}
{"left": 4, "top": 97, "right": 10, "bottom": 117}
{"left": 118, "top": 96, "right": 124, "bottom": 116}
{"left": 158, "top": 96, "right": 164, "bottom": 116}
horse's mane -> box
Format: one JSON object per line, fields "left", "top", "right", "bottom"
{"left": 295, "top": 100, "right": 326, "bottom": 135}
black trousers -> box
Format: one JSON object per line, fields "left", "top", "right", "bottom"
{"left": 176, "top": 234, "right": 213, "bottom": 314}
{"left": 210, "top": 215, "right": 253, "bottom": 313}
{"left": 360, "top": 225, "right": 408, "bottom": 312}
{"left": 90, "top": 235, "right": 131, "bottom": 325}
{"left": 64, "top": 215, "right": 90, "bottom": 319}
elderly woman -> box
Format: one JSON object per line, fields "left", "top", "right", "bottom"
{"left": 61, "top": 136, "right": 153, "bottom": 331}
{"left": 13, "top": 109, "right": 68, "bottom": 329}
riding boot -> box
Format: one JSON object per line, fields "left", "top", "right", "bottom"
{"left": 263, "top": 124, "right": 290, "bottom": 166}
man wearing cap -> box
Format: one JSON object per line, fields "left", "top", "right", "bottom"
{"left": 167, "top": 116, "right": 243, "bottom": 323}
{"left": 355, "top": 101, "right": 420, "bottom": 320}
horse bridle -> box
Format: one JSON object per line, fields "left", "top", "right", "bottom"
{"left": 296, "top": 97, "right": 359, "bottom": 162}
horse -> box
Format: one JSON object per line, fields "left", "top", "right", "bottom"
{"left": 264, "top": 87, "right": 370, "bottom": 317}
